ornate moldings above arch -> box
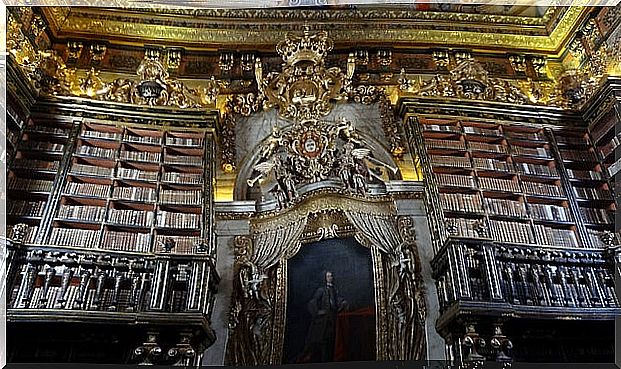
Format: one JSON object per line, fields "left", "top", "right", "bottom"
{"left": 225, "top": 192, "right": 427, "bottom": 365}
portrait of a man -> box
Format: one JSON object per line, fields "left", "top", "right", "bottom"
{"left": 300, "top": 271, "right": 349, "bottom": 362}
{"left": 283, "top": 238, "right": 376, "bottom": 364}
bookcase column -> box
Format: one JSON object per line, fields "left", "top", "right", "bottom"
{"left": 447, "top": 241, "right": 471, "bottom": 300}
{"left": 149, "top": 258, "right": 170, "bottom": 311}
{"left": 481, "top": 243, "right": 503, "bottom": 302}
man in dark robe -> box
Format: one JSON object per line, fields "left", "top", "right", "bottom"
{"left": 300, "top": 271, "right": 348, "bottom": 362}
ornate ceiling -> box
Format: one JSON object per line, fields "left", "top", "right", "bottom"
{"left": 42, "top": 5, "right": 584, "bottom": 53}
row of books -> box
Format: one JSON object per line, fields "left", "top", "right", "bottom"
{"left": 164, "top": 155, "right": 202, "bottom": 166}
{"left": 7, "top": 224, "right": 38, "bottom": 243}
{"left": 423, "top": 124, "right": 460, "bottom": 133}
{"left": 58, "top": 205, "right": 106, "bottom": 222}
{"left": 529, "top": 203, "right": 571, "bottom": 222}
{"left": 167, "top": 136, "right": 203, "bottom": 147}
{"left": 478, "top": 177, "right": 520, "bottom": 192}
{"left": 468, "top": 141, "right": 507, "bottom": 153}
{"left": 26, "top": 126, "right": 70, "bottom": 137}
{"left": 101, "top": 231, "right": 151, "bottom": 252}
{"left": 154, "top": 235, "right": 203, "bottom": 254}
{"left": 81, "top": 130, "right": 122, "bottom": 141}
{"left": 50, "top": 228, "right": 100, "bottom": 248}
{"left": 160, "top": 189, "right": 203, "bottom": 205}
{"left": 533, "top": 225, "right": 578, "bottom": 248}
{"left": 13, "top": 158, "right": 60, "bottom": 171}
{"left": 65, "top": 182, "right": 110, "bottom": 198}
{"left": 573, "top": 186, "right": 612, "bottom": 200}
{"left": 489, "top": 219, "right": 533, "bottom": 244}
{"left": 463, "top": 126, "right": 501, "bottom": 136}
{"left": 156, "top": 211, "right": 201, "bottom": 229}
{"left": 8, "top": 200, "right": 46, "bottom": 217}
{"left": 21, "top": 140, "right": 65, "bottom": 153}
{"left": 108, "top": 209, "right": 155, "bottom": 227}
{"left": 440, "top": 193, "right": 483, "bottom": 213}
{"left": 554, "top": 134, "right": 589, "bottom": 146}
{"left": 566, "top": 169, "right": 604, "bottom": 180}
{"left": 522, "top": 181, "right": 563, "bottom": 197}
{"left": 113, "top": 186, "right": 156, "bottom": 202}
{"left": 486, "top": 198, "right": 527, "bottom": 218}
{"left": 125, "top": 134, "right": 162, "bottom": 145}
{"left": 560, "top": 149, "right": 597, "bottom": 162}
{"left": 473, "top": 157, "right": 513, "bottom": 172}
{"left": 8, "top": 177, "right": 54, "bottom": 192}
{"left": 430, "top": 154, "right": 471, "bottom": 168}
{"left": 580, "top": 207, "right": 614, "bottom": 224}
{"left": 71, "top": 163, "right": 112, "bottom": 177}
{"left": 435, "top": 173, "right": 475, "bottom": 188}
{"left": 120, "top": 150, "right": 161, "bottom": 163}
{"left": 510, "top": 146, "right": 551, "bottom": 158}
{"left": 426, "top": 139, "right": 466, "bottom": 151}
{"left": 162, "top": 171, "right": 203, "bottom": 184}
{"left": 76, "top": 145, "right": 116, "bottom": 159}
{"left": 505, "top": 130, "right": 546, "bottom": 141}
{"left": 515, "top": 162, "right": 558, "bottom": 177}
{"left": 117, "top": 167, "right": 159, "bottom": 182}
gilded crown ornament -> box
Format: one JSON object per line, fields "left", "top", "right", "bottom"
{"left": 256, "top": 27, "right": 355, "bottom": 122}
{"left": 276, "top": 27, "right": 333, "bottom": 67}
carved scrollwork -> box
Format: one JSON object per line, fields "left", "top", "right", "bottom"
{"left": 246, "top": 118, "right": 398, "bottom": 209}
{"left": 255, "top": 26, "right": 355, "bottom": 122}
{"left": 9, "top": 38, "right": 220, "bottom": 109}
{"left": 415, "top": 57, "right": 530, "bottom": 105}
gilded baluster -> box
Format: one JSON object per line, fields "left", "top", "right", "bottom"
{"left": 56, "top": 265, "right": 74, "bottom": 308}
{"left": 534, "top": 264, "right": 552, "bottom": 306}
{"left": 568, "top": 268, "right": 587, "bottom": 307}
{"left": 517, "top": 265, "right": 532, "bottom": 305}
{"left": 93, "top": 270, "right": 107, "bottom": 310}
{"left": 135, "top": 272, "right": 150, "bottom": 311}
{"left": 506, "top": 263, "right": 520, "bottom": 304}
{"left": 558, "top": 267, "right": 577, "bottom": 307}
{"left": 128, "top": 270, "right": 141, "bottom": 312}
{"left": 18, "top": 262, "right": 39, "bottom": 308}
{"left": 546, "top": 267, "right": 562, "bottom": 306}
{"left": 74, "top": 268, "right": 92, "bottom": 310}
{"left": 38, "top": 265, "right": 56, "bottom": 308}
{"left": 528, "top": 265, "right": 544, "bottom": 305}
{"left": 109, "top": 270, "right": 124, "bottom": 311}
{"left": 582, "top": 267, "right": 602, "bottom": 306}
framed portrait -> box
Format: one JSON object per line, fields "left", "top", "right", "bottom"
{"left": 283, "top": 237, "right": 376, "bottom": 363}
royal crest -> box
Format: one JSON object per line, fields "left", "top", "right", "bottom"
{"left": 255, "top": 27, "right": 355, "bottom": 122}
{"left": 246, "top": 118, "right": 398, "bottom": 209}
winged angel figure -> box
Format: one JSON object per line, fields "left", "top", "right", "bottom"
{"left": 247, "top": 155, "right": 297, "bottom": 209}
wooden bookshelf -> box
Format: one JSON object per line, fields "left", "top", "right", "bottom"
{"left": 4, "top": 118, "right": 214, "bottom": 256}
{"left": 418, "top": 118, "right": 590, "bottom": 249}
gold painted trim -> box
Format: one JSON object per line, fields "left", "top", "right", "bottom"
{"left": 42, "top": 7, "right": 586, "bottom": 53}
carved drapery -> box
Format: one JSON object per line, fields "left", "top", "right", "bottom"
{"left": 347, "top": 212, "right": 426, "bottom": 360}
{"left": 226, "top": 193, "right": 426, "bottom": 365}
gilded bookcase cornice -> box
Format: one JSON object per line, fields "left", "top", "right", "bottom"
{"left": 42, "top": 6, "right": 586, "bottom": 53}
